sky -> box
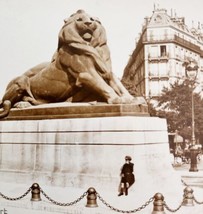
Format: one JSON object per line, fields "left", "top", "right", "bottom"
{"left": 1, "top": 0, "right": 203, "bottom": 98}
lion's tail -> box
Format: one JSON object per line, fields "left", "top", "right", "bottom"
{"left": 0, "top": 100, "right": 11, "bottom": 119}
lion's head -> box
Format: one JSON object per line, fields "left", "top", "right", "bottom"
{"left": 71, "top": 10, "right": 97, "bottom": 42}
{"left": 58, "top": 10, "right": 107, "bottom": 48}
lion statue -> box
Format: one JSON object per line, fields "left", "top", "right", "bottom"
{"left": 0, "top": 10, "right": 137, "bottom": 118}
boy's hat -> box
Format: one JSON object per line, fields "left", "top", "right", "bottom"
{"left": 125, "top": 156, "right": 132, "bottom": 161}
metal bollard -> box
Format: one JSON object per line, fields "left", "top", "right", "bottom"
{"left": 151, "top": 193, "right": 166, "bottom": 214}
{"left": 31, "top": 183, "right": 41, "bottom": 201}
{"left": 182, "top": 186, "right": 194, "bottom": 206}
{"left": 86, "top": 187, "right": 98, "bottom": 208}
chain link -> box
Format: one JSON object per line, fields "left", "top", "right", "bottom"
{"left": 181, "top": 179, "right": 188, "bottom": 187}
{"left": 96, "top": 192, "right": 153, "bottom": 213}
{"left": 194, "top": 196, "right": 203, "bottom": 205}
{"left": 164, "top": 200, "right": 183, "bottom": 213}
{"left": 0, "top": 187, "right": 31, "bottom": 201}
{"left": 40, "top": 187, "right": 87, "bottom": 206}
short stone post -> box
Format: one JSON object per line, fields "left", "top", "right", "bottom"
{"left": 182, "top": 186, "right": 194, "bottom": 206}
{"left": 151, "top": 193, "right": 166, "bottom": 214}
{"left": 86, "top": 187, "right": 98, "bottom": 208}
{"left": 31, "top": 183, "right": 41, "bottom": 201}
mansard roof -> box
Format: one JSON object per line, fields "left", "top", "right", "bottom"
{"left": 144, "top": 8, "right": 203, "bottom": 41}
{"left": 148, "top": 9, "right": 173, "bottom": 27}
{"left": 147, "top": 8, "right": 189, "bottom": 31}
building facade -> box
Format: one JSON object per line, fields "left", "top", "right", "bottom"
{"left": 122, "top": 7, "right": 203, "bottom": 99}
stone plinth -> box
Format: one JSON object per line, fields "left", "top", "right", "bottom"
{"left": 0, "top": 102, "right": 149, "bottom": 120}
{"left": 0, "top": 103, "right": 183, "bottom": 200}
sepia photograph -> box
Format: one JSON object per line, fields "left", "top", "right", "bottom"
{"left": 0, "top": 0, "right": 203, "bottom": 213}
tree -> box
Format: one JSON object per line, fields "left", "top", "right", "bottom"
{"left": 155, "top": 79, "right": 203, "bottom": 142}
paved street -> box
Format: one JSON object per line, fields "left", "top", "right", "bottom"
{"left": 172, "top": 154, "right": 203, "bottom": 172}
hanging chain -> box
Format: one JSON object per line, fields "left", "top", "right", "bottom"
{"left": 96, "top": 192, "right": 154, "bottom": 213}
{"left": 1, "top": 183, "right": 203, "bottom": 213}
{"left": 40, "top": 187, "right": 87, "bottom": 206}
{"left": 181, "top": 179, "right": 188, "bottom": 187}
{"left": 164, "top": 200, "right": 183, "bottom": 213}
{"left": 0, "top": 187, "right": 31, "bottom": 201}
{"left": 194, "top": 196, "right": 203, "bottom": 205}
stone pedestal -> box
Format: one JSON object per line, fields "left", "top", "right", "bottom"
{"left": 0, "top": 103, "right": 183, "bottom": 200}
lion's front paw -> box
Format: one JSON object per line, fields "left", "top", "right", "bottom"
{"left": 120, "top": 95, "right": 135, "bottom": 104}
{"left": 14, "top": 101, "right": 32, "bottom": 109}
{"left": 132, "top": 96, "right": 147, "bottom": 105}
{"left": 108, "top": 95, "right": 135, "bottom": 104}
{"left": 107, "top": 97, "right": 122, "bottom": 104}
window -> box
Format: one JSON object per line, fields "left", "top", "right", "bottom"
{"left": 160, "top": 45, "right": 166, "bottom": 57}
{"left": 149, "top": 45, "right": 158, "bottom": 57}
{"left": 159, "top": 80, "right": 168, "bottom": 93}
{"left": 159, "top": 63, "right": 167, "bottom": 76}
{"left": 150, "top": 63, "right": 158, "bottom": 76}
{"left": 149, "top": 80, "right": 159, "bottom": 96}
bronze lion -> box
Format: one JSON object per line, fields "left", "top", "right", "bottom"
{"left": 0, "top": 10, "right": 135, "bottom": 117}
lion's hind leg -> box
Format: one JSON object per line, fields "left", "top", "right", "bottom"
{"left": 2, "top": 75, "right": 34, "bottom": 107}
{"left": 13, "top": 95, "right": 43, "bottom": 108}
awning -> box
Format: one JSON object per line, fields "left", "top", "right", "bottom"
{"left": 174, "top": 134, "right": 183, "bottom": 143}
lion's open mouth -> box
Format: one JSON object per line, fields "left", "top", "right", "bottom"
{"left": 82, "top": 29, "right": 93, "bottom": 42}
{"left": 83, "top": 33, "right": 92, "bottom": 41}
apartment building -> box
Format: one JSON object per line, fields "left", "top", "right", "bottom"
{"left": 122, "top": 7, "right": 203, "bottom": 98}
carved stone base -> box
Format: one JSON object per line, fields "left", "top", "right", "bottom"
{"left": 0, "top": 103, "right": 183, "bottom": 201}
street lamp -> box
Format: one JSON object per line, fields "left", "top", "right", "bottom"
{"left": 184, "top": 58, "right": 198, "bottom": 172}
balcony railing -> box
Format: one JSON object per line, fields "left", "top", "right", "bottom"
{"left": 142, "top": 34, "right": 200, "bottom": 53}
{"left": 148, "top": 53, "right": 169, "bottom": 62}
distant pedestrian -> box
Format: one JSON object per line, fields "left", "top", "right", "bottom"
{"left": 175, "top": 144, "right": 183, "bottom": 156}
{"left": 118, "top": 156, "right": 135, "bottom": 196}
